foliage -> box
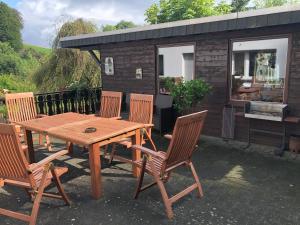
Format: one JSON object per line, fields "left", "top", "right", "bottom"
{"left": 0, "top": 104, "right": 7, "bottom": 119}
{"left": 0, "top": 42, "right": 50, "bottom": 77}
{"left": 231, "top": 0, "right": 251, "bottom": 12}
{"left": 102, "top": 20, "right": 136, "bottom": 32}
{"left": 0, "top": 74, "right": 36, "bottom": 97}
{"left": 0, "top": 42, "right": 23, "bottom": 75}
{"left": 145, "top": 0, "right": 232, "bottom": 24}
{"left": 215, "top": 1, "right": 233, "bottom": 14}
{"left": 254, "top": 0, "right": 300, "bottom": 8}
{"left": 166, "top": 78, "right": 212, "bottom": 113}
{"left": 0, "top": 2, "right": 23, "bottom": 50}
{"left": 33, "top": 19, "right": 101, "bottom": 92}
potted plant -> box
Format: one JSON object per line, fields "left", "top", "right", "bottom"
{"left": 166, "top": 78, "right": 212, "bottom": 115}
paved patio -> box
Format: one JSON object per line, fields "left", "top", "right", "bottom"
{"left": 1, "top": 134, "right": 299, "bottom": 225}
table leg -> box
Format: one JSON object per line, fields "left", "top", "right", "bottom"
{"left": 88, "top": 143, "right": 102, "bottom": 199}
{"left": 132, "top": 128, "right": 141, "bottom": 178}
{"left": 25, "top": 129, "right": 35, "bottom": 163}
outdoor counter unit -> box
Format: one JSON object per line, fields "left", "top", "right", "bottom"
{"left": 60, "top": 5, "right": 300, "bottom": 148}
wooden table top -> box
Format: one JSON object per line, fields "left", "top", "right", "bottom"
{"left": 17, "top": 112, "right": 99, "bottom": 133}
{"left": 47, "top": 117, "right": 144, "bottom": 145}
{"left": 18, "top": 112, "right": 144, "bottom": 145}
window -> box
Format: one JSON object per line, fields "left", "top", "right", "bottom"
{"left": 231, "top": 37, "right": 288, "bottom": 103}
{"left": 159, "top": 55, "right": 164, "bottom": 76}
{"left": 158, "top": 45, "right": 195, "bottom": 94}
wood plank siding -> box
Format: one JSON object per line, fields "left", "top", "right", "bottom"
{"left": 98, "top": 24, "right": 300, "bottom": 146}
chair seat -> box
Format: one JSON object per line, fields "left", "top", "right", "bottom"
{"left": 3, "top": 167, "right": 68, "bottom": 189}
{"left": 32, "top": 166, "right": 68, "bottom": 188}
{"left": 135, "top": 151, "right": 166, "bottom": 174}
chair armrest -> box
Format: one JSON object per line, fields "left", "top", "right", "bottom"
{"left": 37, "top": 114, "right": 48, "bottom": 118}
{"left": 29, "top": 150, "right": 68, "bottom": 171}
{"left": 164, "top": 134, "right": 172, "bottom": 140}
{"left": 22, "top": 144, "right": 28, "bottom": 151}
{"left": 0, "top": 179, "right": 4, "bottom": 187}
{"left": 144, "top": 123, "right": 154, "bottom": 128}
{"left": 14, "top": 124, "right": 22, "bottom": 133}
{"left": 131, "top": 145, "right": 164, "bottom": 159}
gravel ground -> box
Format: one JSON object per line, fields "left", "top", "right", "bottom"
{"left": 1, "top": 134, "right": 299, "bottom": 225}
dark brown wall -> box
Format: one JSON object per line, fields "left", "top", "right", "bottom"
{"left": 100, "top": 43, "right": 156, "bottom": 94}
{"left": 99, "top": 24, "right": 300, "bottom": 146}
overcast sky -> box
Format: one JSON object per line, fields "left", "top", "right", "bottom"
{"left": 2, "top": 0, "right": 158, "bottom": 47}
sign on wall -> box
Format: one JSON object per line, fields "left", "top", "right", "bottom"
{"left": 136, "top": 68, "right": 143, "bottom": 79}
{"left": 105, "top": 57, "right": 114, "bottom": 75}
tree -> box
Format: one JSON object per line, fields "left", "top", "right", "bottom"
{"left": 0, "top": 2, "right": 23, "bottom": 50}
{"left": 102, "top": 24, "right": 116, "bottom": 32}
{"left": 254, "top": 0, "right": 300, "bottom": 8}
{"left": 215, "top": 1, "right": 233, "bottom": 14}
{"left": 33, "top": 19, "right": 101, "bottom": 91}
{"left": 231, "top": 0, "right": 251, "bottom": 12}
{"left": 0, "top": 42, "right": 23, "bottom": 75}
{"left": 102, "top": 20, "right": 136, "bottom": 32}
{"left": 145, "top": 0, "right": 232, "bottom": 24}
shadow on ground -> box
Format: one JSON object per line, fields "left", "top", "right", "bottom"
{"left": 1, "top": 134, "right": 300, "bottom": 225}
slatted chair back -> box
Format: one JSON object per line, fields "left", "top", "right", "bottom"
{"left": 129, "top": 93, "right": 153, "bottom": 125}
{"left": 99, "top": 91, "right": 122, "bottom": 118}
{"left": 5, "top": 92, "right": 37, "bottom": 123}
{"left": 0, "top": 124, "right": 31, "bottom": 184}
{"left": 165, "top": 111, "right": 207, "bottom": 169}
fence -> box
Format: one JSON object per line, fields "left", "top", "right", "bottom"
{"left": 0, "top": 87, "right": 102, "bottom": 122}
{"left": 35, "top": 87, "right": 101, "bottom": 115}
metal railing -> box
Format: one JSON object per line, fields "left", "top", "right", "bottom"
{"left": 0, "top": 87, "right": 102, "bottom": 122}
{"left": 34, "top": 87, "right": 101, "bottom": 115}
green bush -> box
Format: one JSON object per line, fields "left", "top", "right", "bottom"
{"left": 0, "top": 42, "right": 23, "bottom": 75}
{"left": 166, "top": 78, "right": 212, "bottom": 114}
{"left": 0, "top": 104, "right": 7, "bottom": 119}
{"left": 0, "top": 74, "right": 36, "bottom": 97}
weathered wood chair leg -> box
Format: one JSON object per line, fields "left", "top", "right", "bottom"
{"left": 38, "top": 134, "right": 44, "bottom": 146}
{"left": 189, "top": 162, "right": 203, "bottom": 198}
{"left": 149, "top": 160, "right": 174, "bottom": 219}
{"left": 109, "top": 143, "right": 117, "bottom": 164}
{"left": 134, "top": 158, "right": 146, "bottom": 199}
{"left": 50, "top": 168, "right": 71, "bottom": 205}
{"left": 45, "top": 135, "right": 52, "bottom": 151}
{"left": 103, "top": 145, "right": 109, "bottom": 157}
{"left": 24, "top": 188, "right": 34, "bottom": 200}
{"left": 29, "top": 169, "right": 48, "bottom": 225}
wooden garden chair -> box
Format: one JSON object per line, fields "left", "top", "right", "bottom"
{"left": 90, "top": 91, "right": 122, "bottom": 155}
{"left": 5, "top": 92, "right": 51, "bottom": 151}
{"left": 0, "top": 123, "right": 70, "bottom": 225}
{"left": 99, "top": 91, "right": 122, "bottom": 119}
{"left": 109, "top": 93, "right": 154, "bottom": 164}
{"left": 131, "top": 110, "right": 208, "bottom": 219}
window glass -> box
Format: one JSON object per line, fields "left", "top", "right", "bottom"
{"left": 158, "top": 45, "right": 194, "bottom": 94}
{"left": 231, "top": 38, "right": 288, "bottom": 102}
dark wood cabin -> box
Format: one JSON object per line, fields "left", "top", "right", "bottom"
{"left": 60, "top": 5, "right": 300, "bottom": 148}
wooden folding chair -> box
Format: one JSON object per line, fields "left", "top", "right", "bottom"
{"left": 0, "top": 123, "right": 70, "bottom": 225}
{"left": 99, "top": 91, "right": 122, "bottom": 119}
{"left": 95, "top": 91, "right": 123, "bottom": 155}
{"left": 5, "top": 92, "right": 51, "bottom": 151}
{"left": 131, "top": 110, "right": 208, "bottom": 219}
{"left": 109, "top": 93, "right": 154, "bottom": 164}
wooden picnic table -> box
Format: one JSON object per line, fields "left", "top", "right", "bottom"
{"left": 17, "top": 112, "right": 144, "bottom": 199}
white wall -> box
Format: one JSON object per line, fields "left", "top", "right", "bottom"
{"left": 159, "top": 45, "right": 194, "bottom": 79}
{"left": 232, "top": 38, "right": 288, "bottom": 78}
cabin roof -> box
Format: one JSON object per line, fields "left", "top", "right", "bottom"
{"left": 59, "top": 4, "right": 300, "bottom": 49}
